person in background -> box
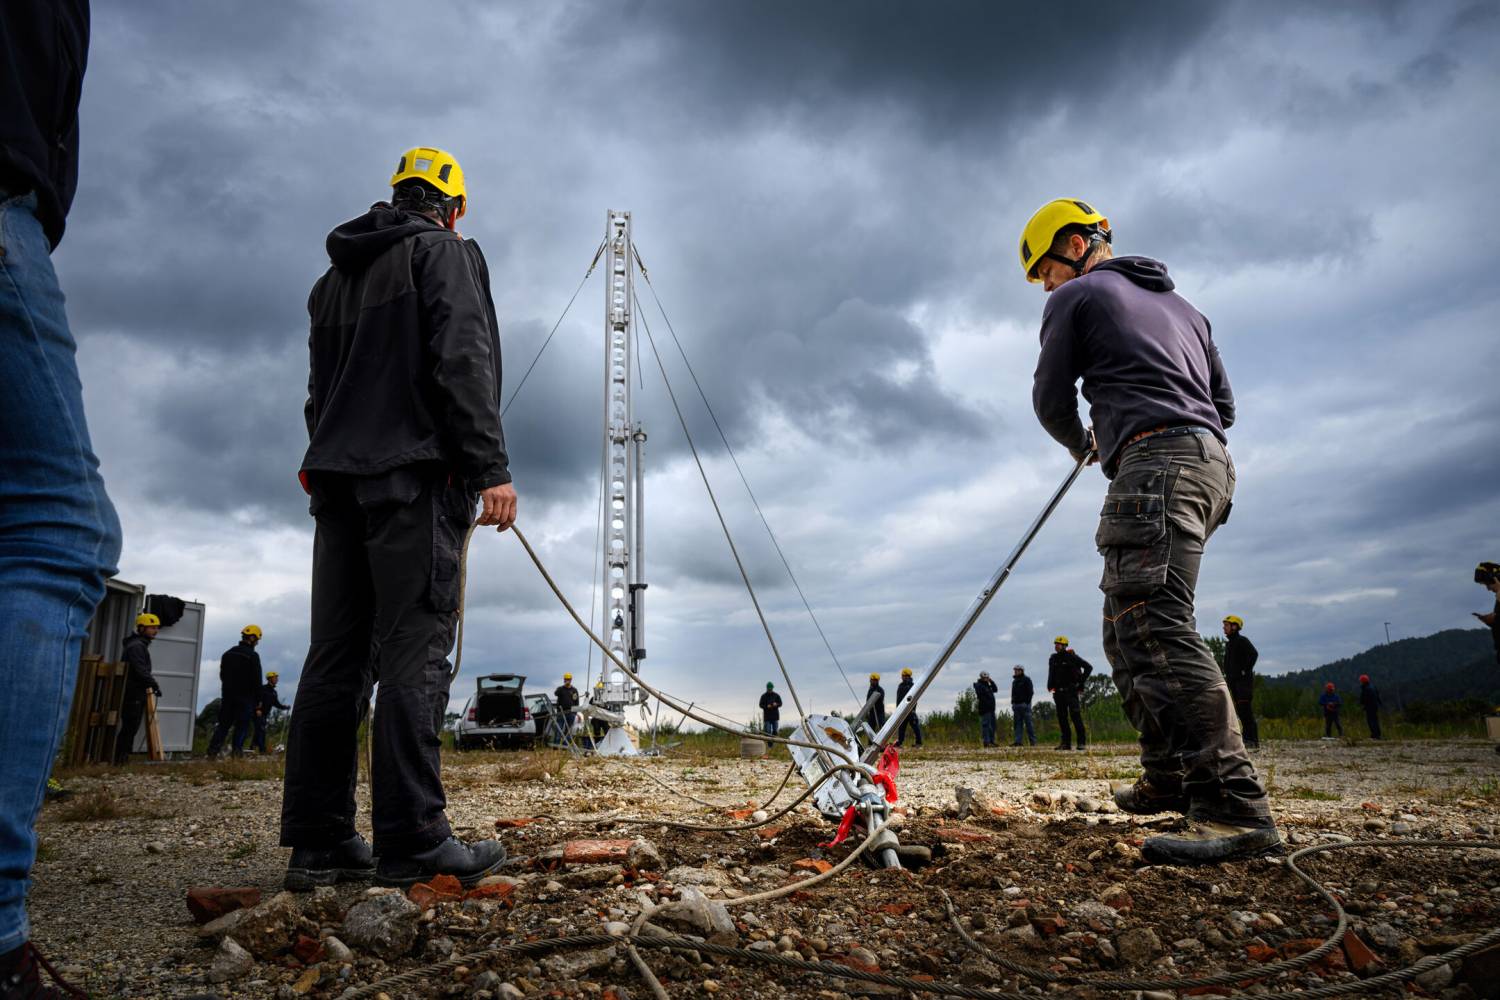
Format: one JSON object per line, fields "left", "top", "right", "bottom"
{"left": 973, "top": 671, "right": 999, "bottom": 747}
{"left": 1047, "top": 636, "right": 1092, "bottom": 750}
{"left": 1357, "top": 674, "right": 1382, "bottom": 740}
{"left": 1222, "top": 615, "right": 1259, "bottom": 749}
{"left": 1010, "top": 665, "right": 1037, "bottom": 746}
{"left": 866, "top": 673, "right": 887, "bottom": 732}
{"left": 895, "top": 668, "right": 923, "bottom": 748}
{"left": 758, "top": 682, "right": 782, "bottom": 738}
{"left": 115, "top": 614, "right": 163, "bottom": 765}
{"left": 208, "top": 625, "right": 263, "bottom": 758}
{"left": 554, "top": 674, "right": 579, "bottom": 742}
{"left": 0, "top": 7, "right": 124, "bottom": 989}
{"left": 254, "top": 670, "right": 290, "bottom": 753}
{"left": 590, "top": 680, "right": 609, "bottom": 742}
{"left": 1319, "top": 683, "right": 1343, "bottom": 738}
{"left": 1475, "top": 561, "right": 1500, "bottom": 666}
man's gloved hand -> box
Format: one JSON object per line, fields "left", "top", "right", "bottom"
{"left": 1069, "top": 427, "right": 1099, "bottom": 466}
{"left": 152, "top": 685, "right": 163, "bottom": 698}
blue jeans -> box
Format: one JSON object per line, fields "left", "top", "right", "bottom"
{"left": 1012, "top": 705, "right": 1036, "bottom": 745}
{"left": 979, "top": 712, "right": 996, "bottom": 746}
{"left": 763, "top": 719, "right": 778, "bottom": 737}
{"left": 0, "top": 193, "right": 121, "bottom": 951}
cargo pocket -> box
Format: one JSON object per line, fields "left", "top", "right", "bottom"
{"left": 1096, "top": 492, "right": 1169, "bottom": 596}
{"left": 429, "top": 484, "right": 476, "bottom": 613}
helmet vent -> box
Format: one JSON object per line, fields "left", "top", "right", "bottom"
{"left": 438, "top": 163, "right": 452, "bottom": 183}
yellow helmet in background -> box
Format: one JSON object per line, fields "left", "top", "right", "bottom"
{"left": 135, "top": 613, "right": 161, "bottom": 628}
{"left": 242, "top": 624, "right": 263, "bottom": 638}
{"left": 1223, "top": 615, "right": 1244, "bottom": 629}
{"left": 869, "top": 673, "right": 880, "bottom": 682}
{"left": 266, "top": 671, "right": 279, "bottom": 681}
{"left": 1019, "top": 198, "right": 1110, "bottom": 282}
{"left": 390, "top": 147, "right": 466, "bottom": 218}
{"left": 901, "top": 668, "right": 913, "bottom": 676}
{"left": 1053, "top": 635, "right": 1070, "bottom": 646}
{"left": 563, "top": 673, "right": 573, "bottom": 681}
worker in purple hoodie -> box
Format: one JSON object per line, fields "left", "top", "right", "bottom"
{"left": 1022, "top": 199, "right": 1278, "bottom": 865}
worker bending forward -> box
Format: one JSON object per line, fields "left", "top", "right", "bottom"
{"left": 281, "top": 147, "right": 517, "bottom": 890}
{"left": 1023, "top": 198, "right": 1278, "bottom": 863}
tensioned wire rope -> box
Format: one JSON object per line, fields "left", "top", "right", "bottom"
{"left": 633, "top": 243, "right": 861, "bottom": 706}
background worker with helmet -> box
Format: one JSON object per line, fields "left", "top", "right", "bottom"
{"left": 758, "top": 682, "right": 782, "bottom": 738}
{"left": 866, "top": 673, "right": 887, "bottom": 732}
{"left": 554, "top": 674, "right": 580, "bottom": 742}
{"left": 254, "top": 669, "right": 289, "bottom": 753}
{"left": 973, "top": 671, "right": 999, "bottom": 747}
{"left": 895, "top": 668, "right": 923, "bottom": 748}
{"left": 1357, "top": 674, "right": 1382, "bottom": 739}
{"left": 207, "top": 624, "right": 263, "bottom": 758}
{"left": 1320, "top": 682, "right": 1343, "bottom": 737}
{"left": 1475, "top": 561, "right": 1500, "bottom": 665}
{"left": 1046, "top": 635, "right": 1092, "bottom": 750}
{"left": 1024, "top": 198, "right": 1279, "bottom": 865}
{"left": 114, "top": 613, "right": 163, "bottom": 765}
{"left": 280, "top": 146, "right": 516, "bottom": 892}
{"left": 1221, "top": 615, "right": 1259, "bottom": 749}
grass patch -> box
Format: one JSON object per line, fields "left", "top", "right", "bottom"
{"left": 35, "top": 838, "right": 56, "bottom": 864}
{"left": 448, "top": 750, "right": 571, "bottom": 785}
{"left": 179, "top": 757, "right": 285, "bottom": 786}
{"left": 1284, "top": 786, "right": 1341, "bottom": 801}
{"left": 54, "top": 788, "right": 143, "bottom": 823}
{"left": 227, "top": 840, "right": 256, "bottom": 860}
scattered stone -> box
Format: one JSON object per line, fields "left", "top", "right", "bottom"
{"left": 1391, "top": 822, "right": 1414, "bottom": 835}
{"left": 1115, "top": 927, "right": 1163, "bottom": 965}
{"left": 305, "top": 886, "right": 344, "bottom": 925}
{"left": 342, "top": 892, "right": 421, "bottom": 960}
{"left": 604, "top": 921, "right": 631, "bottom": 936}
{"left": 1074, "top": 797, "right": 1099, "bottom": 814}
{"left": 627, "top": 838, "right": 662, "bottom": 869}
{"left": 1413, "top": 961, "right": 1454, "bottom": 992}
{"left": 653, "top": 888, "right": 738, "bottom": 946}
{"left": 145, "top": 842, "right": 166, "bottom": 855}
{"left": 541, "top": 945, "right": 617, "bottom": 979}
{"left": 1364, "top": 922, "right": 1403, "bottom": 949}
{"left": 1363, "top": 818, "right": 1389, "bottom": 833}
{"left": 233, "top": 891, "right": 304, "bottom": 958}
{"left": 198, "top": 908, "right": 250, "bottom": 942}
{"left": 497, "top": 984, "right": 524, "bottom": 1000}
{"left": 322, "top": 936, "right": 353, "bottom": 963}
{"left": 289, "top": 967, "right": 320, "bottom": 995}
{"left": 292, "top": 934, "right": 326, "bottom": 965}
{"left": 207, "top": 938, "right": 255, "bottom": 984}
{"left": 1099, "top": 884, "right": 1133, "bottom": 911}
{"left": 186, "top": 887, "right": 262, "bottom": 925}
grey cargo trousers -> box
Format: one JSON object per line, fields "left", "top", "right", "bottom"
{"left": 1098, "top": 430, "right": 1271, "bottom": 825}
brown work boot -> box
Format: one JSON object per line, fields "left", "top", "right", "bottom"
{"left": 0, "top": 942, "right": 88, "bottom": 998}
{"left": 1110, "top": 775, "right": 1188, "bottom": 816}
{"left": 1142, "top": 819, "right": 1283, "bottom": 865}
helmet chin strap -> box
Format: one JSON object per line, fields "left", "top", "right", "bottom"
{"left": 1043, "top": 229, "right": 1112, "bottom": 276}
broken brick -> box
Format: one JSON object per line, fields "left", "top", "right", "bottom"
{"left": 464, "top": 882, "right": 516, "bottom": 903}
{"left": 494, "top": 817, "right": 541, "bottom": 829}
{"left": 791, "top": 859, "right": 833, "bottom": 874}
{"left": 1342, "top": 930, "right": 1381, "bottom": 973}
{"left": 756, "top": 826, "right": 785, "bottom": 841}
{"left": 562, "top": 839, "right": 633, "bottom": 864}
{"left": 291, "top": 935, "right": 326, "bottom": 966}
{"left": 1279, "top": 938, "right": 1346, "bottom": 973}
{"left": 1031, "top": 914, "right": 1068, "bottom": 937}
{"left": 877, "top": 902, "right": 915, "bottom": 916}
{"left": 185, "top": 887, "right": 262, "bottom": 925}
{"left": 1245, "top": 943, "right": 1278, "bottom": 963}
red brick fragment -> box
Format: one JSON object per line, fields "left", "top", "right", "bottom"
{"left": 1341, "top": 931, "right": 1381, "bottom": 973}
{"left": 877, "top": 902, "right": 915, "bottom": 916}
{"left": 464, "top": 882, "right": 516, "bottom": 902}
{"left": 494, "top": 817, "right": 541, "bottom": 829}
{"left": 292, "top": 934, "right": 326, "bottom": 965}
{"left": 756, "top": 826, "right": 785, "bottom": 841}
{"left": 185, "top": 887, "right": 262, "bottom": 925}
{"left": 792, "top": 858, "right": 833, "bottom": 874}
{"left": 562, "top": 839, "right": 633, "bottom": 864}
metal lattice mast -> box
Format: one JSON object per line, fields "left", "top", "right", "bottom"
{"left": 593, "top": 211, "right": 647, "bottom": 753}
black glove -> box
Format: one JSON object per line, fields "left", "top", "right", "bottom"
{"left": 152, "top": 685, "right": 164, "bottom": 698}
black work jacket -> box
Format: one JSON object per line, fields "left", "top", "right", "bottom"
{"left": 973, "top": 678, "right": 998, "bottom": 714}
{"left": 121, "top": 633, "right": 155, "bottom": 694}
{"left": 303, "top": 205, "right": 510, "bottom": 491}
{"left": 1224, "top": 633, "right": 1258, "bottom": 685}
{"left": 219, "top": 642, "right": 262, "bottom": 700}
{"left": 555, "top": 684, "right": 579, "bottom": 710}
{"left": 896, "top": 678, "right": 915, "bottom": 703}
{"left": 258, "top": 682, "right": 289, "bottom": 714}
{"left": 1011, "top": 675, "right": 1034, "bottom": 706}
{"left": 758, "top": 691, "right": 783, "bottom": 717}
{"left": 1047, "top": 650, "right": 1093, "bottom": 691}
{"left": 0, "top": 1, "right": 88, "bottom": 248}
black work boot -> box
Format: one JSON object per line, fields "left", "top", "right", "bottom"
{"left": 0, "top": 942, "right": 87, "bottom": 998}
{"left": 284, "top": 833, "right": 375, "bottom": 891}
{"left": 1110, "top": 775, "right": 1189, "bottom": 816}
{"left": 375, "top": 836, "right": 506, "bottom": 888}
{"left": 1142, "top": 819, "right": 1283, "bottom": 865}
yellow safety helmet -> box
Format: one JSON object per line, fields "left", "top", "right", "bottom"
{"left": 563, "top": 673, "right": 573, "bottom": 681}
{"left": 1053, "top": 635, "right": 1069, "bottom": 646}
{"left": 390, "top": 147, "right": 466, "bottom": 218}
{"left": 901, "top": 668, "right": 913, "bottom": 676}
{"left": 1223, "top": 615, "right": 1244, "bottom": 628}
{"left": 869, "top": 673, "right": 880, "bottom": 681}
{"left": 242, "top": 624, "right": 263, "bottom": 638}
{"left": 1019, "top": 198, "right": 1110, "bottom": 283}
{"left": 266, "top": 671, "right": 279, "bottom": 681}
{"left": 135, "top": 613, "right": 161, "bottom": 628}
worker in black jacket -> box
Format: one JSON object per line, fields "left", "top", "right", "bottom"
{"left": 973, "top": 672, "right": 999, "bottom": 747}
{"left": 1357, "top": 674, "right": 1382, "bottom": 740}
{"left": 758, "top": 683, "right": 782, "bottom": 737}
{"left": 254, "top": 672, "right": 290, "bottom": 753}
{"left": 208, "top": 626, "right": 264, "bottom": 757}
{"left": 1047, "top": 636, "right": 1092, "bottom": 750}
{"left": 865, "top": 674, "right": 887, "bottom": 733}
{"left": 1476, "top": 561, "right": 1500, "bottom": 667}
{"left": 1010, "top": 665, "right": 1037, "bottom": 746}
{"left": 114, "top": 614, "right": 163, "bottom": 765}
{"left": 895, "top": 668, "right": 923, "bottom": 748}
{"left": 553, "top": 674, "right": 580, "bottom": 742}
{"left": 281, "top": 148, "right": 514, "bottom": 893}
{"left": 1222, "top": 615, "right": 1259, "bottom": 749}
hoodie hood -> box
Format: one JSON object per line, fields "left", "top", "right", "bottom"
{"left": 326, "top": 202, "right": 443, "bottom": 273}
{"left": 1092, "top": 255, "right": 1175, "bottom": 292}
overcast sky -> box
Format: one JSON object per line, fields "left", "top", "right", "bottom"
{"left": 59, "top": 1, "right": 1500, "bottom": 725}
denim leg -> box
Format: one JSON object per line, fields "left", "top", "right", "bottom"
{"left": 0, "top": 194, "right": 122, "bottom": 951}
{"left": 980, "top": 713, "right": 995, "bottom": 745}
{"left": 1023, "top": 707, "right": 1037, "bottom": 743}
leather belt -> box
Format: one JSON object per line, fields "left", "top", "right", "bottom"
{"left": 1125, "top": 424, "right": 1210, "bottom": 447}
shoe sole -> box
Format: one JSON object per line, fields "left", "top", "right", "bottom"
{"left": 1113, "top": 797, "right": 1189, "bottom": 816}
{"left": 284, "top": 866, "right": 374, "bottom": 892}
{"left": 373, "top": 846, "right": 508, "bottom": 889}
{"left": 1142, "top": 828, "right": 1283, "bottom": 865}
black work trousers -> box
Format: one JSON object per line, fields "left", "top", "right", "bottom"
{"left": 280, "top": 465, "right": 473, "bottom": 856}
{"left": 897, "top": 715, "right": 923, "bottom": 746}
{"left": 114, "top": 689, "right": 147, "bottom": 764}
{"left": 1098, "top": 432, "right": 1271, "bottom": 826}
{"left": 1053, "top": 688, "right": 1086, "bottom": 748}
{"left": 1364, "top": 707, "right": 1381, "bottom": 739}
{"left": 207, "top": 692, "right": 254, "bottom": 756}
{"left": 1230, "top": 681, "right": 1259, "bottom": 747}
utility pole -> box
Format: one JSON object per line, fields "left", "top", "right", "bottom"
{"left": 592, "top": 210, "right": 648, "bottom": 756}
{"left": 1383, "top": 622, "right": 1392, "bottom": 644}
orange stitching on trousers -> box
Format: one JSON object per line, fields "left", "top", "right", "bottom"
{"left": 1103, "top": 600, "right": 1147, "bottom": 623}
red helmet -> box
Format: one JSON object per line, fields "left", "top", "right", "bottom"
{"left": 1325, "top": 682, "right": 1336, "bottom": 692}
{"left": 1359, "top": 674, "right": 1370, "bottom": 684}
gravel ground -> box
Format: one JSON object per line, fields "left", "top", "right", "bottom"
{"left": 31, "top": 738, "right": 1500, "bottom": 999}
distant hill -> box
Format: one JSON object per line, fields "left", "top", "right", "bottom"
{"left": 1262, "top": 628, "right": 1498, "bottom": 708}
